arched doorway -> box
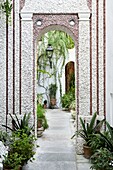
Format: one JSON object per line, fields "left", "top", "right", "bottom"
{"left": 36, "top": 30, "right": 76, "bottom": 109}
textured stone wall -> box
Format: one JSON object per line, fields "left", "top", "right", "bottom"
{"left": 92, "top": 0, "right": 97, "bottom": 114}
{"left": 0, "top": 9, "right": 6, "bottom": 130}
{"left": 98, "top": 0, "right": 104, "bottom": 116}
{"left": 15, "top": 0, "right": 21, "bottom": 115}
{"left": 91, "top": 0, "right": 104, "bottom": 116}
{"left": 106, "top": 0, "right": 113, "bottom": 126}
{"left": 22, "top": 0, "right": 89, "bottom": 13}
{"left": 0, "top": 5, "right": 14, "bottom": 129}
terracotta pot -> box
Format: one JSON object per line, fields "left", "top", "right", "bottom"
{"left": 50, "top": 98, "right": 56, "bottom": 106}
{"left": 37, "top": 127, "right": 44, "bottom": 137}
{"left": 37, "top": 119, "right": 43, "bottom": 128}
{"left": 83, "top": 144, "right": 92, "bottom": 159}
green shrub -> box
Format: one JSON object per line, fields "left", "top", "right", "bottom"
{"left": 49, "top": 83, "right": 57, "bottom": 99}
{"left": 89, "top": 133, "right": 107, "bottom": 153}
{"left": 11, "top": 131, "right": 35, "bottom": 164}
{"left": 69, "top": 100, "right": 76, "bottom": 110}
{"left": 99, "top": 121, "right": 113, "bottom": 152}
{"left": 37, "top": 104, "right": 45, "bottom": 119}
{"left": 3, "top": 130, "right": 36, "bottom": 169}
{"left": 37, "top": 104, "right": 49, "bottom": 129}
{"left": 90, "top": 121, "right": 113, "bottom": 170}
{"left": 3, "top": 152, "right": 23, "bottom": 170}
{"left": 0, "top": 131, "right": 10, "bottom": 145}
{"left": 90, "top": 148, "right": 113, "bottom": 170}
{"left": 61, "top": 87, "right": 75, "bottom": 109}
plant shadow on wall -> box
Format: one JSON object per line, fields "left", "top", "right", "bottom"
{"left": 37, "top": 30, "right": 75, "bottom": 108}
{"left": 1, "top": 113, "right": 36, "bottom": 170}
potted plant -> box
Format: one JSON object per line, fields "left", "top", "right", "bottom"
{"left": 2, "top": 113, "right": 36, "bottom": 169}
{"left": 37, "top": 104, "right": 49, "bottom": 137}
{"left": 71, "top": 112, "right": 105, "bottom": 158}
{"left": 61, "top": 87, "right": 75, "bottom": 110}
{"left": 90, "top": 121, "right": 113, "bottom": 170}
{"left": 49, "top": 83, "right": 57, "bottom": 108}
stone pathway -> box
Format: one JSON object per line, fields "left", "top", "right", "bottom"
{"left": 24, "top": 109, "right": 91, "bottom": 170}
{"left": 24, "top": 109, "right": 77, "bottom": 170}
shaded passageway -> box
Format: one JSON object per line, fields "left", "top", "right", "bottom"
{"left": 24, "top": 109, "right": 77, "bottom": 170}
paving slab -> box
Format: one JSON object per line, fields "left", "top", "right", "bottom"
{"left": 23, "top": 161, "right": 77, "bottom": 170}
{"left": 76, "top": 155, "right": 91, "bottom": 170}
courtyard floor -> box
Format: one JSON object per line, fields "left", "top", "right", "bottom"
{"left": 23, "top": 109, "right": 91, "bottom": 170}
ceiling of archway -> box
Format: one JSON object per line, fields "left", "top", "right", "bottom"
{"left": 22, "top": 0, "right": 90, "bottom": 13}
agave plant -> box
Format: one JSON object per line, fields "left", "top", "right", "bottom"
{"left": 71, "top": 112, "right": 105, "bottom": 146}
{"left": 3, "top": 113, "right": 33, "bottom": 136}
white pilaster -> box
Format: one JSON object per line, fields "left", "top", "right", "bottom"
{"left": 15, "top": 0, "right": 20, "bottom": 114}
{"left": 98, "top": 0, "right": 104, "bottom": 116}
{"left": 76, "top": 12, "right": 90, "bottom": 154}
{"left": 78, "top": 12, "right": 90, "bottom": 116}
{"left": 92, "top": 0, "right": 97, "bottom": 114}
{"left": 21, "top": 12, "right": 34, "bottom": 114}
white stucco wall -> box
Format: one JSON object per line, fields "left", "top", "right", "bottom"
{"left": 106, "top": 0, "right": 113, "bottom": 126}
{"left": 22, "top": 0, "right": 89, "bottom": 13}
{"left": 0, "top": 9, "right": 6, "bottom": 130}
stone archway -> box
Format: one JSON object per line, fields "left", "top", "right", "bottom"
{"left": 20, "top": 10, "right": 91, "bottom": 147}
{"left": 21, "top": 11, "right": 91, "bottom": 115}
